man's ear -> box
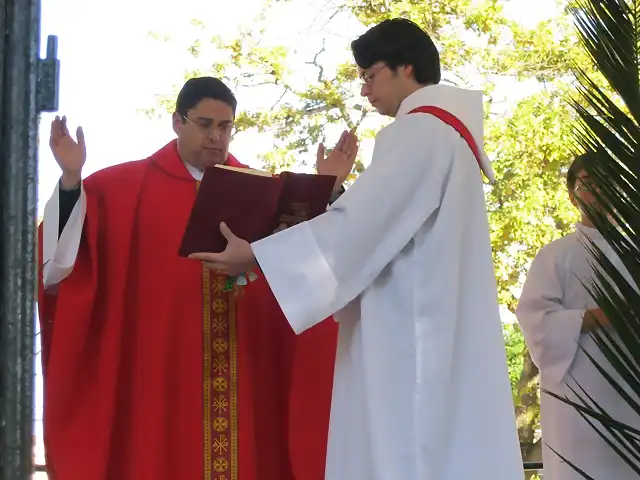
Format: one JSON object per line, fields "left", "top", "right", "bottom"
{"left": 401, "top": 64, "right": 414, "bottom": 79}
{"left": 172, "top": 112, "right": 183, "bottom": 135}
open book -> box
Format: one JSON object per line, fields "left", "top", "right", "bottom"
{"left": 178, "top": 165, "right": 337, "bottom": 256}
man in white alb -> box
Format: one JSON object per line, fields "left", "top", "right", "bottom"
{"left": 516, "top": 154, "right": 640, "bottom": 479}
{"left": 191, "top": 18, "right": 524, "bottom": 479}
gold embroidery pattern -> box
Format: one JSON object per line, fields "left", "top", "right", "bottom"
{"left": 203, "top": 267, "right": 212, "bottom": 478}
{"left": 203, "top": 269, "right": 238, "bottom": 480}
{"left": 229, "top": 294, "right": 239, "bottom": 479}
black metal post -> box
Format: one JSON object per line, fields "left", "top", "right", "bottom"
{"left": 0, "top": 0, "right": 42, "bottom": 476}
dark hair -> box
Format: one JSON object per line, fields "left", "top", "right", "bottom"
{"left": 175, "top": 77, "right": 237, "bottom": 118}
{"left": 567, "top": 153, "right": 595, "bottom": 192}
{"left": 351, "top": 18, "right": 441, "bottom": 85}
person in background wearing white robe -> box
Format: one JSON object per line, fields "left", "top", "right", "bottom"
{"left": 191, "top": 18, "right": 523, "bottom": 480}
{"left": 516, "top": 153, "right": 640, "bottom": 479}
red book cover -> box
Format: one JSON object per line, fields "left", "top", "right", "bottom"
{"left": 178, "top": 165, "right": 336, "bottom": 256}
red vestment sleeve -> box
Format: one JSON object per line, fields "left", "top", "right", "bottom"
{"left": 37, "top": 164, "right": 145, "bottom": 480}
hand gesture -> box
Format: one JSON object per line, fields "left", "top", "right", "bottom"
{"left": 50, "top": 115, "right": 86, "bottom": 188}
{"left": 316, "top": 129, "right": 359, "bottom": 190}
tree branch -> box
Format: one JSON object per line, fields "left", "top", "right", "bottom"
{"left": 355, "top": 108, "right": 368, "bottom": 128}
{"left": 307, "top": 0, "right": 346, "bottom": 33}
{"left": 306, "top": 39, "right": 327, "bottom": 83}
{"left": 271, "top": 86, "right": 291, "bottom": 110}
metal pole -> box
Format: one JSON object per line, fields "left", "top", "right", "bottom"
{"left": 0, "top": 0, "right": 41, "bottom": 476}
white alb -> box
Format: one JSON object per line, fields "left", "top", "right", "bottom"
{"left": 253, "top": 84, "right": 524, "bottom": 480}
{"left": 517, "top": 223, "right": 640, "bottom": 480}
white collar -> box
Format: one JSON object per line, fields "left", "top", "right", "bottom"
{"left": 183, "top": 160, "right": 204, "bottom": 181}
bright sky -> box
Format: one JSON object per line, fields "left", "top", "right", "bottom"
{"left": 33, "top": 0, "right": 561, "bottom": 472}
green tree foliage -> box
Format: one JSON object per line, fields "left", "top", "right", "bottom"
{"left": 147, "top": 0, "right": 590, "bottom": 460}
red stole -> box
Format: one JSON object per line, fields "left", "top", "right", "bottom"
{"left": 408, "top": 106, "right": 482, "bottom": 168}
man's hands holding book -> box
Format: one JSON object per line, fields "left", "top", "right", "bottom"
{"left": 188, "top": 129, "right": 359, "bottom": 275}
{"left": 189, "top": 222, "right": 255, "bottom": 276}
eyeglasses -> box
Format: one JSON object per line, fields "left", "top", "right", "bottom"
{"left": 182, "top": 116, "right": 237, "bottom": 138}
{"left": 360, "top": 64, "right": 387, "bottom": 86}
{"left": 574, "top": 179, "right": 598, "bottom": 193}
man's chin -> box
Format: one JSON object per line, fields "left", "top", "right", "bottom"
{"left": 376, "top": 106, "right": 396, "bottom": 118}
{"left": 371, "top": 102, "right": 386, "bottom": 116}
{"left": 202, "top": 152, "right": 227, "bottom": 167}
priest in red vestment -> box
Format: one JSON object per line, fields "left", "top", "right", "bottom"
{"left": 37, "top": 77, "right": 357, "bottom": 480}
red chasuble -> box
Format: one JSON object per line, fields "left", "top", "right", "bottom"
{"left": 37, "top": 140, "right": 338, "bottom": 480}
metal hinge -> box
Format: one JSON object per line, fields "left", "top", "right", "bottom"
{"left": 37, "top": 35, "right": 60, "bottom": 113}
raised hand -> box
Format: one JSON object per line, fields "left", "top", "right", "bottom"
{"left": 316, "top": 129, "right": 359, "bottom": 190}
{"left": 50, "top": 115, "right": 86, "bottom": 188}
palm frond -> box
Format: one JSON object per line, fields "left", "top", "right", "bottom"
{"left": 544, "top": 0, "right": 640, "bottom": 477}
{"left": 548, "top": 444, "right": 597, "bottom": 480}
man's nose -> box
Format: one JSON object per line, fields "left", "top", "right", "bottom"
{"left": 360, "top": 83, "right": 370, "bottom": 97}
{"left": 208, "top": 127, "right": 222, "bottom": 140}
